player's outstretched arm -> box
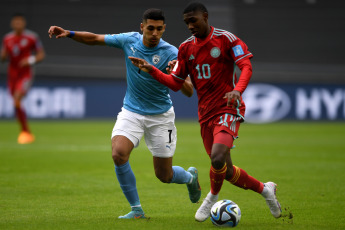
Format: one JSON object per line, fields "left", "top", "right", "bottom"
{"left": 129, "top": 56, "right": 184, "bottom": 92}
{"left": 128, "top": 56, "right": 153, "bottom": 72}
{"left": 181, "top": 76, "right": 193, "bottom": 97}
{"left": 48, "top": 26, "right": 105, "bottom": 46}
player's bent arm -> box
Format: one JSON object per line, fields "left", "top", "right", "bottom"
{"left": 35, "top": 48, "right": 45, "bottom": 63}
{"left": 70, "top": 31, "right": 106, "bottom": 46}
{"left": 180, "top": 76, "right": 193, "bottom": 97}
{"left": 128, "top": 56, "right": 184, "bottom": 91}
{"left": 0, "top": 48, "right": 6, "bottom": 62}
{"left": 150, "top": 66, "right": 184, "bottom": 92}
{"left": 233, "top": 58, "right": 253, "bottom": 94}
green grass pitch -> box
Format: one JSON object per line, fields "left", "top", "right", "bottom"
{"left": 0, "top": 120, "right": 344, "bottom": 230}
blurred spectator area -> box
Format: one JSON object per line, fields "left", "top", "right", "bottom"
{"left": 1, "top": 0, "right": 344, "bottom": 83}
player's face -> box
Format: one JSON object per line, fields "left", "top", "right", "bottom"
{"left": 11, "top": 16, "right": 26, "bottom": 34}
{"left": 183, "top": 11, "right": 209, "bottom": 38}
{"left": 141, "top": 19, "right": 166, "bottom": 47}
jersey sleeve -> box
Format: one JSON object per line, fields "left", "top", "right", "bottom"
{"left": 104, "top": 32, "right": 133, "bottom": 49}
{"left": 170, "top": 46, "right": 189, "bottom": 81}
{"left": 229, "top": 38, "right": 253, "bottom": 63}
{"left": 34, "top": 35, "right": 44, "bottom": 51}
{"left": 167, "top": 46, "right": 178, "bottom": 62}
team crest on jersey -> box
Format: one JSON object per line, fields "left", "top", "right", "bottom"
{"left": 152, "top": 55, "right": 160, "bottom": 64}
{"left": 210, "top": 47, "right": 221, "bottom": 58}
{"left": 20, "top": 38, "right": 28, "bottom": 47}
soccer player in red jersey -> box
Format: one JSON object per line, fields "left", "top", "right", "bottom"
{"left": 1, "top": 14, "right": 45, "bottom": 144}
{"left": 129, "top": 2, "right": 282, "bottom": 221}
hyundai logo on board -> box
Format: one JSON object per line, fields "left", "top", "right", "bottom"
{"left": 243, "top": 84, "right": 291, "bottom": 123}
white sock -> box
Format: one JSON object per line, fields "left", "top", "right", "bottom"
{"left": 206, "top": 191, "right": 218, "bottom": 202}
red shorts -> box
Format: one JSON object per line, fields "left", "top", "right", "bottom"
{"left": 200, "top": 113, "right": 242, "bottom": 156}
{"left": 8, "top": 67, "right": 33, "bottom": 96}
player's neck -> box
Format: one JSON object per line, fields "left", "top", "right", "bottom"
{"left": 14, "top": 30, "right": 24, "bottom": 36}
{"left": 198, "top": 26, "right": 212, "bottom": 40}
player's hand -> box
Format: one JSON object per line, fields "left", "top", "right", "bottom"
{"left": 223, "top": 90, "right": 241, "bottom": 108}
{"left": 48, "top": 26, "right": 69, "bottom": 39}
{"left": 18, "top": 58, "right": 29, "bottom": 67}
{"left": 166, "top": 60, "right": 177, "bottom": 74}
{"left": 128, "top": 56, "right": 153, "bottom": 73}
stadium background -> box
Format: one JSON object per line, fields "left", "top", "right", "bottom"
{"left": 0, "top": 0, "right": 344, "bottom": 122}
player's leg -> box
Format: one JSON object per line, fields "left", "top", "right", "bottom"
{"left": 14, "top": 75, "right": 34, "bottom": 144}
{"left": 195, "top": 119, "right": 227, "bottom": 222}
{"left": 146, "top": 107, "right": 201, "bottom": 203}
{"left": 224, "top": 143, "right": 281, "bottom": 218}
{"left": 195, "top": 142, "right": 229, "bottom": 222}
{"left": 111, "top": 108, "right": 146, "bottom": 219}
{"left": 221, "top": 127, "right": 281, "bottom": 218}
{"left": 152, "top": 156, "right": 201, "bottom": 203}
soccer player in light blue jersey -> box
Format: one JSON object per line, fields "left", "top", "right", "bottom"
{"left": 48, "top": 8, "right": 201, "bottom": 219}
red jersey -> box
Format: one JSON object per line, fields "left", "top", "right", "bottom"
{"left": 172, "top": 27, "right": 253, "bottom": 124}
{"left": 2, "top": 29, "right": 43, "bottom": 74}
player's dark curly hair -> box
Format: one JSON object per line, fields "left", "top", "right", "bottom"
{"left": 12, "top": 13, "right": 26, "bottom": 19}
{"left": 143, "top": 8, "right": 165, "bottom": 23}
{"left": 183, "top": 2, "right": 208, "bottom": 14}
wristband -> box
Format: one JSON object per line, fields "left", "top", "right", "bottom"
{"left": 27, "top": 56, "right": 36, "bottom": 65}
{"left": 68, "top": 31, "right": 75, "bottom": 38}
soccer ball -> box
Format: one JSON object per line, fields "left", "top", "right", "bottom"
{"left": 210, "top": 200, "right": 241, "bottom": 227}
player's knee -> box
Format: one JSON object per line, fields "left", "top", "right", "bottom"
{"left": 211, "top": 154, "right": 226, "bottom": 170}
{"left": 112, "top": 149, "right": 129, "bottom": 166}
{"left": 13, "top": 99, "right": 21, "bottom": 108}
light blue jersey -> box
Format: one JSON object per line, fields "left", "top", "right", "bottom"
{"left": 104, "top": 32, "right": 178, "bottom": 115}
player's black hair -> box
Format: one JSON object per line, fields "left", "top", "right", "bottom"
{"left": 183, "top": 2, "right": 208, "bottom": 14}
{"left": 142, "top": 8, "right": 165, "bottom": 23}
{"left": 11, "top": 13, "right": 26, "bottom": 19}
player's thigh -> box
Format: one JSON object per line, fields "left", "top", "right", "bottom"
{"left": 15, "top": 71, "right": 33, "bottom": 97}
{"left": 111, "top": 108, "right": 145, "bottom": 148}
{"left": 144, "top": 108, "right": 177, "bottom": 158}
{"left": 200, "top": 121, "right": 214, "bottom": 157}
{"left": 213, "top": 114, "right": 242, "bottom": 148}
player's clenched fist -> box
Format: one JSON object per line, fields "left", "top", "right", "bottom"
{"left": 48, "top": 26, "right": 69, "bottom": 39}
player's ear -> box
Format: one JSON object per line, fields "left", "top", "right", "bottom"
{"left": 140, "top": 23, "right": 143, "bottom": 32}
{"left": 203, "top": 12, "right": 208, "bottom": 22}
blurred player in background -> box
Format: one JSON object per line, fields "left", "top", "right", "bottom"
{"left": 1, "top": 13, "right": 45, "bottom": 144}
{"left": 129, "top": 2, "right": 282, "bottom": 222}
{"left": 48, "top": 8, "right": 201, "bottom": 219}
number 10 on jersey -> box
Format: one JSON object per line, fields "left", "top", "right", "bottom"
{"left": 196, "top": 64, "right": 211, "bottom": 79}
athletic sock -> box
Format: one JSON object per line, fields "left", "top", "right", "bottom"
{"left": 210, "top": 164, "right": 227, "bottom": 195}
{"left": 226, "top": 165, "right": 264, "bottom": 193}
{"left": 15, "top": 106, "right": 29, "bottom": 132}
{"left": 170, "top": 166, "right": 192, "bottom": 184}
{"left": 115, "top": 162, "right": 140, "bottom": 207}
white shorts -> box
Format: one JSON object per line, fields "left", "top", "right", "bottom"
{"left": 111, "top": 107, "right": 177, "bottom": 158}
